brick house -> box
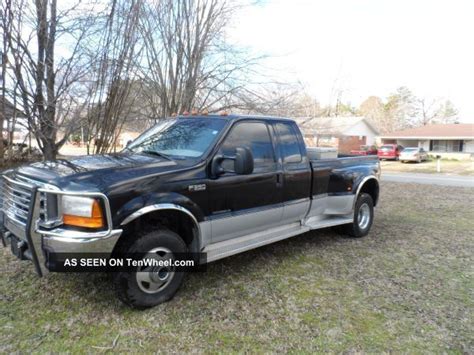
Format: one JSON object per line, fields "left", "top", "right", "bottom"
{"left": 295, "top": 116, "right": 379, "bottom": 154}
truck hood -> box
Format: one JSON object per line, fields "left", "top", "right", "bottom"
{"left": 12, "top": 153, "right": 184, "bottom": 191}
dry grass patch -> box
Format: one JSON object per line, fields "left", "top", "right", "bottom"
{"left": 0, "top": 182, "right": 473, "bottom": 352}
{"left": 381, "top": 159, "right": 474, "bottom": 175}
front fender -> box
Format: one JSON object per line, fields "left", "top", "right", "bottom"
{"left": 113, "top": 191, "right": 205, "bottom": 226}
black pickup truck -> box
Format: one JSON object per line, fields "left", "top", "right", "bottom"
{"left": 1, "top": 115, "right": 380, "bottom": 308}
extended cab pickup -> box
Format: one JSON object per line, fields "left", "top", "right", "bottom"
{"left": 1, "top": 115, "right": 380, "bottom": 308}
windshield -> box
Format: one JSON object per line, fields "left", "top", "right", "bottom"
{"left": 126, "top": 118, "right": 227, "bottom": 159}
{"left": 380, "top": 145, "right": 394, "bottom": 151}
{"left": 402, "top": 148, "right": 418, "bottom": 152}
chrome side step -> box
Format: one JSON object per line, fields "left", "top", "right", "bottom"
{"left": 204, "top": 222, "right": 308, "bottom": 262}
{"left": 305, "top": 215, "right": 353, "bottom": 230}
{"left": 203, "top": 215, "right": 354, "bottom": 263}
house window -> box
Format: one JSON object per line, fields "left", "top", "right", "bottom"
{"left": 452, "top": 140, "right": 462, "bottom": 152}
{"left": 431, "top": 140, "right": 463, "bottom": 152}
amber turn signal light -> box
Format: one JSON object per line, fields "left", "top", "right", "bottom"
{"left": 63, "top": 199, "right": 104, "bottom": 228}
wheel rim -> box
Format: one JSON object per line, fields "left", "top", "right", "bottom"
{"left": 136, "top": 247, "right": 175, "bottom": 294}
{"left": 357, "top": 203, "right": 371, "bottom": 230}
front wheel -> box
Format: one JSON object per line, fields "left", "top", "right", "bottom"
{"left": 337, "top": 193, "right": 374, "bottom": 238}
{"left": 113, "top": 228, "right": 187, "bottom": 309}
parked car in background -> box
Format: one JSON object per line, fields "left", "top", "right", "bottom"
{"left": 399, "top": 147, "right": 429, "bottom": 163}
{"left": 378, "top": 144, "right": 403, "bottom": 160}
{"left": 350, "top": 145, "right": 378, "bottom": 156}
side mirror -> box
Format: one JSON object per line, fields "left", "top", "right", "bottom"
{"left": 234, "top": 147, "right": 254, "bottom": 175}
{"left": 126, "top": 140, "right": 133, "bottom": 147}
{"left": 211, "top": 146, "right": 254, "bottom": 177}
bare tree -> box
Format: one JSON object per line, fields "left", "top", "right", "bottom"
{"left": 2, "top": 0, "right": 96, "bottom": 160}
{"left": 0, "top": 0, "right": 14, "bottom": 163}
{"left": 139, "top": 0, "right": 262, "bottom": 119}
{"left": 436, "top": 100, "right": 459, "bottom": 124}
{"left": 233, "top": 82, "right": 313, "bottom": 117}
{"left": 358, "top": 96, "right": 392, "bottom": 133}
{"left": 80, "top": 0, "right": 142, "bottom": 154}
{"left": 416, "top": 98, "right": 458, "bottom": 126}
{"left": 357, "top": 89, "right": 460, "bottom": 133}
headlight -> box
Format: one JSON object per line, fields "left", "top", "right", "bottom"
{"left": 62, "top": 196, "right": 104, "bottom": 228}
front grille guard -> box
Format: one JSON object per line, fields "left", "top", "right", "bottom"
{"left": 1, "top": 174, "right": 116, "bottom": 276}
{"left": 1, "top": 175, "right": 43, "bottom": 275}
{"left": 1, "top": 175, "right": 35, "bottom": 227}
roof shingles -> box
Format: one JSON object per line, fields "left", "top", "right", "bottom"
{"left": 295, "top": 116, "right": 379, "bottom": 136}
{"left": 380, "top": 124, "right": 474, "bottom": 139}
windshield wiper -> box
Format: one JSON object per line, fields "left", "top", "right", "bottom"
{"left": 141, "top": 150, "right": 172, "bottom": 160}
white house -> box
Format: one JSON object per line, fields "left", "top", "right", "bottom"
{"left": 295, "top": 116, "right": 379, "bottom": 154}
{"left": 379, "top": 123, "right": 474, "bottom": 159}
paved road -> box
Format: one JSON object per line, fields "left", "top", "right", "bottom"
{"left": 382, "top": 172, "right": 474, "bottom": 187}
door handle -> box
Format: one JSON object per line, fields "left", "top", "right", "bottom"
{"left": 276, "top": 172, "right": 283, "bottom": 187}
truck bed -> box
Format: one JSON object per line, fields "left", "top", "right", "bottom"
{"left": 309, "top": 153, "right": 379, "bottom": 197}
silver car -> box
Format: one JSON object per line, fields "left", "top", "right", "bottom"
{"left": 399, "top": 147, "right": 429, "bottom": 163}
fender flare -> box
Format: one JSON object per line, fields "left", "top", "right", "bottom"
{"left": 353, "top": 175, "right": 379, "bottom": 208}
{"left": 119, "top": 203, "right": 203, "bottom": 252}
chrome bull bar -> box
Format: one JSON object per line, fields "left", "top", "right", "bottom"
{"left": 1, "top": 174, "right": 122, "bottom": 276}
{"left": 1, "top": 176, "right": 44, "bottom": 275}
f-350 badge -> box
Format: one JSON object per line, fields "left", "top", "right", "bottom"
{"left": 188, "top": 184, "right": 206, "bottom": 192}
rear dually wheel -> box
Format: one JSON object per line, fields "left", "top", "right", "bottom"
{"left": 337, "top": 193, "right": 374, "bottom": 238}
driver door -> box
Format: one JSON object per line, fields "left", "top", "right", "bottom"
{"left": 207, "top": 120, "right": 283, "bottom": 243}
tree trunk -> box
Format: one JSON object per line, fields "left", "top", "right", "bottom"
{"left": 35, "top": 0, "right": 58, "bottom": 160}
{"left": 0, "top": 0, "right": 11, "bottom": 165}
{"left": 42, "top": 140, "right": 57, "bottom": 161}
{"left": 0, "top": 112, "right": 4, "bottom": 165}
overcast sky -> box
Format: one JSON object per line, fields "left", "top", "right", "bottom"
{"left": 230, "top": 0, "right": 474, "bottom": 122}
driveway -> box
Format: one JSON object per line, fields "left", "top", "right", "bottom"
{"left": 382, "top": 172, "right": 474, "bottom": 187}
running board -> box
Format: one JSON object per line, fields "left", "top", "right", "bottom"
{"left": 305, "top": 216, "right": 353, "bottom": 230}
{"left": 203, "top": 216, "right": 353, "bottom": 263}
{"left": 204, "top": 222, "right": 308, "bottom": 262}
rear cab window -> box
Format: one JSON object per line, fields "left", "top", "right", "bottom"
{"left": 275, "top": 122, "right": 303, "bottom": 164}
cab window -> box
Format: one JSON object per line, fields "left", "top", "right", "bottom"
{"left": 219, "top": 121, "right": 276, "bottom": 173}
{"left": 275, "top": 123, "right": 302, "bottom": 164}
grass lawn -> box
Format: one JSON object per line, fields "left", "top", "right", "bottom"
{"left": 381, "top": 159, "right": 474, "bottom": 175}
{"left": 1, "top": 182, "right": 473, "bottom": 352}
